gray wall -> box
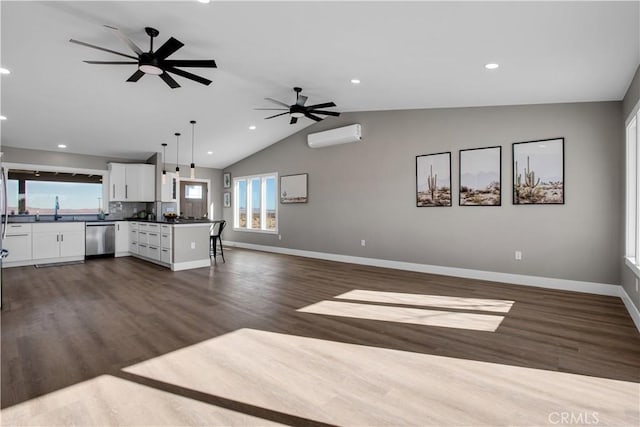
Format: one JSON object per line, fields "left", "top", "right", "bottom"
{"left": 622, "top": 65, "right": 640, "bottom": 311}
{"left": 225, "top": 102, "right": 623, "bottom": 287}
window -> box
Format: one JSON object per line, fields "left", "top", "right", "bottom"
{"left": 625, "top": 106, "right": 640, "bottom": 271}
{"left": 233, "top": 173, "right": 277, "bottom": 232}
{"left": 7, "top": 170, "right": 103, "bottom": 215}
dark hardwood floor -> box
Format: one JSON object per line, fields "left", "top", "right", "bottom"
{"left": 1, "top": 248, "right": 639, "bottom": 423}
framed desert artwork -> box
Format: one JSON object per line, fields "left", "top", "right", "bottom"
{"left": 512, "top": 138, "right": 564, "bottom": 205}
{"left": 416, "top": 152, "right": 451, "bottom": 207}
{"left": 459, "top": 146, "right": 501, "bottom": 206}
{"left": 280, "top": 173, "right": 308, "bottom": 204}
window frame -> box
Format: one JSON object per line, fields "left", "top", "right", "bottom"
{"left": 625, "top": 103, "right": 640, "bottom": 276}
{"left": 3, "top": 163, "right": 109, "bottom": 213}
{"left": 233, "top": 172, "right": 278, "bottom": 234}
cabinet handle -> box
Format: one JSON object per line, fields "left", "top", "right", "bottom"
{"left": 113, "top": 184, "right": 115, "bottom": 199}
{"left": 61, "top": 234, "right": 64, "bottom": 242}
{"left": 149, "top": 233, "right": 158, "bottom": 236}
{"left": 125, "top": 185, "right": 128, "bottom": 199}
{"left": 7, "top": 233, "right": 29, "bottom": 237}
{"left": 117, "top": 224, "right": 120, "bottom": 231}
{"left": 10, "top": 225, "right": 22, "bottom": 228}
{"left": 56, "top": 234, "right": 59, "bottom": 242}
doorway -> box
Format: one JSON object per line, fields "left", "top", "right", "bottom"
{"left": 179, "top": 180, "right": 208, "bottom": 218}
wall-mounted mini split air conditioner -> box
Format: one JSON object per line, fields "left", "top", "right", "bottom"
{"left": 307, "top": 124, "right": 362, "bottom": 148}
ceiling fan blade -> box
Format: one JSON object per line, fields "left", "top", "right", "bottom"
{"left": 264, "top": 112, "right": 289, "bottom": 120}
{"left": 265, "top": 98, "right": 290, "bottom": 108}
{"left": 165, "top": 67, "right": 212, "bottom": 86}
{"left": 309, "top": 110, "right": 341, "bottom": 117}
{"left": 153, "top": 37, "right": 184, "bottom": 60}
{"left": 126, "top": 69, "right": 145, "bottom": 82}
{"left": 296, "top": 95, "right": 308, "bottom": 106}
{"left": 305, "top": 113, "right": 323, "bottom": 122}
{"left": 290, "top": 117, "right": 298, "bottom": 125}
{"left": 104, "top": 25, "right": 143, "bottom": 55}
{"left": 163, "top": 59, "right": 217, "bottom": 68}
{"left": 307, "top": 102, "right": 336, "bottom": 109}
{"left": 159, "top": 72, "right": 180, "bottom": 89}
{"left": 69, "top": 39, "right": 138, "bottom": 60}
{"left": 84, "top": 61, "right": 137, "bottom": 65}
{"left": 254, "top": 108, "right": 288, "bottom": 111}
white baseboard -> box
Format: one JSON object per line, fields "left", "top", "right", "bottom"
{"left": 224, "top": 240, "right": 640, "bottom": 332}
{"left": 619, "top": 286, "right": 640, "bottom": 331}
{"left": 171, "top": 259, "right": 211, "bottom": 272}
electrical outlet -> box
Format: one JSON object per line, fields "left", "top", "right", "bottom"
{"left": 278, "top": 234, "right": 282, "bottom": 240}
{"left": 361, "top": 240, "right": 366, "bottom": 247}
{"left": 190, "top": 242, "right": 195, "bottom": 249}
{"left": 515, "top": 251, "right": 522, "bottom": 260}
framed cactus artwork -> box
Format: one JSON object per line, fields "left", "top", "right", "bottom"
{"left": 512, "top": 138, "right": 564, "bottom": 205}
{"left": 416, "top": 152, "right": 451, "bottom": 207}
{"left": 459, "top": 146, "right": 502, "bottom": 206}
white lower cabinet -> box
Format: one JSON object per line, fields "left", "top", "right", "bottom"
{"left": 2, "top": 224, "right": 32, "bottom": 265}
{"left": 32, "top": 223, "right": 84, "bottom": 262}
{"left": 115, "top": 221, "right": 130, "bottom": 256}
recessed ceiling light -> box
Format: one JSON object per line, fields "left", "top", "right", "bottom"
{"left": 207, "top": 151, "right": 213, "bottom": 155}
{"left": 249, "top": 125, "right": 256, "bottom": 130}
{"left": 350, "top": 79, "right": 361, "bottom": 84}
{"left": 0, "top": 115, "right": 6, "bottom": 120}
{"left": 57, "top": 144, "right": 67, "bottom": 149}
{"left": 197, "top": 0, "right": 211, "bottom": 3}
{"left": 0, "top": 68, "right": 10, "bottom": 75}
{"left": 485, "top": 63, "right": 499, "bottom": 70}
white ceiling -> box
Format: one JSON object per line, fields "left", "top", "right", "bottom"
{"left": 1, "top": 1, "right": 639, "bottom": 169}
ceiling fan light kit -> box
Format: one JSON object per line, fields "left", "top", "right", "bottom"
{"left": 70, "top": 25, "right": 217, "bottom": 89}
{"left": 161, "top": 143, "right": 167, "bottom": 185}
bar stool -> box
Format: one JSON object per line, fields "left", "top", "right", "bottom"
{"left": 210, "top": 220, "right": 226, "bottom": 262}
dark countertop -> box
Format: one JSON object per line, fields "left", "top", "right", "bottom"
{"left": 6, "top": 215, "right": 222, "bottom": 225}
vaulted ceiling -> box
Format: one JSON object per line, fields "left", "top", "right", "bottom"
{"left": 1, "top": 1, "right": 638, "bottom": 168}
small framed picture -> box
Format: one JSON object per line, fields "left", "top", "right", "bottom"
{"left": 223, "top": 191, "right": 231, "bottom": 208}
{"left": 223, "top": 172, "right": 231, "bottom": 188}
{"left": 416, "top": 152, "right": 451, "bottom": 207}
{"left": 513, "top": 138, "right": 564, "bottom": 205}
{"left": 280, "top": 173, "right": 308, "bottom": 204}
{"left": 459, "top": 146, "right": 502, "bottom": 206}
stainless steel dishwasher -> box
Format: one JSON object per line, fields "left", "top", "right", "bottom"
{"left": 85, "top": 222, "right": 116, "bottom": 257}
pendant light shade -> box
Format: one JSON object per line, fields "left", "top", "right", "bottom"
{"left": 161, "top": 143, "right": 167, "bottom": 185}
{"left": 190, "top": 120, "right": 196, "bottom": 179}
{"left": 175, "top": 133, "right": 181, "bottom": 178}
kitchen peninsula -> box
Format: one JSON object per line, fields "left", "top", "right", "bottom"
{"left": 127, "top": 219, "right": 214, "bottom": 271}
{"left": 2, "top": 217, "right": 215, "bottom": 271}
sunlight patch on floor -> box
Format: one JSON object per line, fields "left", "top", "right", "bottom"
{"left": 335, "top": 289, "right": 515, "bottom": 312}
{"left": 298, "top": 300, "right": 506, "bottom": 331}
{"left": 0, "top": 374, "right": 282, "bottom": 426}
{"left": 121, "top": 328, "right": 637, "bottom": 427}
{"left": 2, "top": 329, "right": 638, "bottom": 426}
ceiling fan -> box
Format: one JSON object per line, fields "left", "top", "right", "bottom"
{"left": 70, "top": 25, "right": 217, "bottom": 89}
{"left": 256, "top": 87, "right": 341, "bottom": 124}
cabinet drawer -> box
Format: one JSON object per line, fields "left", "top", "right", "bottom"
{"left": 147, "top": 245, "right": 160, "bottom": 261}
{"left": 161, "top": 248, "right": 172, "bottom": 264}
{"left": 138, "top": 243, "right": 148, "bottom": 258}
{"left": 147, "top": 223, "right": 160, "bottom": 232}
{"left": 3, "top": 234, "right": 32, "bottom": 262}
{"left": 160, "top": 224, "right": 172, "bottom": 233}
{"left": 129, "top": 222, "right": 138, "bottom": 230}
{"left": 138, "top": 231, "right": 148, "bottom": 245}
{"left": 161, "top": 233, "right": 171, "bottom": 249}
{"left": 4, "top": 223, "right": 32, "bottom": 234}
{"left": 129, "top": 241, "right": 138, "bottom": 254}
{"left": 148, "top": 232, "right": 160, "bottom": 247}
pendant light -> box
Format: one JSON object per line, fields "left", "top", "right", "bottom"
{"left": 161, "top": 143, "right": 167, "bottom": 184}
{"left": 175, "top": 133, "right": 181, "bottom": 178}
{"left": 190, "top": 120, "right": 196, "bottom": 179}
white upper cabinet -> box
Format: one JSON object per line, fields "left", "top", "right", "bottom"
{"left": 161, "top": 172, "right": 178, "bottom": 202}
{"left": 108, "top": 163, "right": 155, "bottom": 202}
